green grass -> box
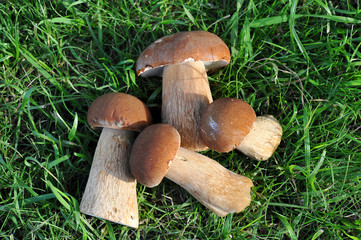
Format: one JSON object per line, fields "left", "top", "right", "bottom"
{"left": 1, "top": 0, "right": 360, "bottom": 239}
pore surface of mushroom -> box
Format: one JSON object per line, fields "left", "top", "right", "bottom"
{"left": 136, "top": 31, "right": 230, "bottom": 151}
{"left": 80, "top": 92, "right": 152, "bottom": 228}
{"left": 129, "top": 123, "right": 253, "bottom": 217}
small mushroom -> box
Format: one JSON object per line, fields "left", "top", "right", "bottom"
{"left": 129, "top": 123, "right": 253, "bottom": 217}
{"left": 200, "top": 97, "right": 282, "bottom": 160}
{"left": 200, "top": 98, "right": 257, "bottom": 153}
{"left": 80, "top": 92, "right": 152, "bottom": 228}
{"left": 136, "top": 31, "right": 230, "bottom": 151}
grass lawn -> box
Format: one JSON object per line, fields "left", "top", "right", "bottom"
{"left": 1, "top": 0, "right": 361, "bottom": 239}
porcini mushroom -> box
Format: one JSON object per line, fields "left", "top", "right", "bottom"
{"left": 129, "top": 123, "right": 253, "bottom": 217}
{"left": 200, "top": 97, "right": 282, "bottom": 160}
{"left": 200, "top": 97, "right": 257, "bottom": 153}
{"left": 80, "top": 92, "right": 152, "bottom": 228}
{"left": 136, "top": 31, "right": 231, "bottom": 151}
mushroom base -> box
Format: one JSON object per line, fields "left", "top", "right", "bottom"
{"left": 237, "top": 115, "right": 283, "bottom": 161}
{"left": 166, "top": 147, "right": 253, "bottom": 217}
{"left": 80, "top": 128, "right": 138, "bottom": 228}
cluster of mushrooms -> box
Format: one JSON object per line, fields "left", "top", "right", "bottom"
{"left": 79, "top": 31, "right": 283, "bottom": 228}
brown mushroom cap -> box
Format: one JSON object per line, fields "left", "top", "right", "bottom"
{"left": 200, "top": 98, "right": 256, "bottom": 153}
{"left": 129, "top": 124, "right": 181, "bottom": 188}
{"left": 87, "top": 92, "right": 152, "bottom": 131}
{"left": 136, "top": 31, "right": 231, "bottom": 77}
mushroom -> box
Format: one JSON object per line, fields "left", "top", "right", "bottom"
{"left": 80, "top": 92, "right": 152, "bottom": 228}
{"left": 136, "top": 31, "right": 230, "bottom": 151}
{"left": 200, "top": 97, "right": 282, "bottom": 160}
{"left": 200, "top": 98, "right": 257, "bottom": 153}
{"left": 129, "top": 123, "right": 253, "bottom": 217}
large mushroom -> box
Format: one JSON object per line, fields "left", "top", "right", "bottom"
{"left": 200, "top": 97, "right": 282, "bottom": 160}
{"left": 80, "top": 92, "right": 152, "bottom": 228}
{"left": 136, "top": 31, "right": 230, "bottom": 151}
{"left": 129, "top": 123, "right": 253, "bottom": 217}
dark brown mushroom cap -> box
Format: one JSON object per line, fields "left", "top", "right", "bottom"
{"left": 87, "top": 92, "right": 152, "bottom": 131}
{"left": 200, "top": 98, "right": 256, "bottom": 153}
{"left": 136, "top": 31, "right": 231, "bottom": 77}
{"left": 129, "top": 124, "right": 180, "bottom": 188}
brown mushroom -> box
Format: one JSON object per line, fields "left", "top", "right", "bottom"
{"left": 200, "top": 97, "right": 282, "bottom": 160}
{"left": 136, "top": 31, "right": 230, "bottom": 151}
{"left": 200, "top": 97, "right": 257, "bottom": 153}
{"left": 80, "top": 92, "right": 152, "bottom": 228}
{"left": 129, "top": 123, "right": 253, "bottom": 217}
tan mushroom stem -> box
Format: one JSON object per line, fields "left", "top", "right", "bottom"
{"left": 236, "top": 115, "right": 283, "bottom": 161}
{"left": 165, "top": 147, "right": 253, "bottom": 217}
{"left": 162, "top": 60, "right": 212, "bottom": 151}
{"left": 80, "top": 128, "right": 138, "bottom": 228}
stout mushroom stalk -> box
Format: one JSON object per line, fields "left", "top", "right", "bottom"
{"left": 167, "top": 147, "right": 253, "bottom": 216}
{"left": 162, "top": 60, "right": 212, "bottom": 151}
{"left": 236, "top": 115, "right": 283, "bottom": 160}
{"left": 80, "top": 129, "right": 138, "bottom": 227}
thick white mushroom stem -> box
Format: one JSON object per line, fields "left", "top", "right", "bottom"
{"left": 165, "top": 147, "right": 253, "bottom": 217}
{"left": 237, "top": 115, "right": 283, "bottom": 161}
{"left": 162, "top": 60, "right": 212, "bottom": 151}
{"left": 80, "top": 128, "right": 138, "bottom": 228}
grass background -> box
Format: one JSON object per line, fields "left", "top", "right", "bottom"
{"left": 1, "top": 0, "right": 361, "bottom": 239}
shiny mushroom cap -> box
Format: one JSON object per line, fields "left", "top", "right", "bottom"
{"left": 87, "top": 92, "right": 152, "bottom": 131}
{"left": 200, "top": 98, "right": 256, "bottom": 153}
{"left": 129, "top": 124, "right": 181, "bottom": 188}
{"left": 136, "top": 31, "right": 231, "bottom": 77}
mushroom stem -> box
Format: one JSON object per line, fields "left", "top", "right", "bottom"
{"left": 80, "top": 128, "right": 138, "bottom": 228}
{"left": 165, "top": 147, "right": 253, "bottom": 217}
{"left": 162, "top": 60, "right": 212, "bottom": 151}
{"left": 236, "top": 115, "right": 283, "bottom": 161}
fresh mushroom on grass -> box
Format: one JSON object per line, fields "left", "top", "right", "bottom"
{"left": 80, "top": 92, "right": 152, "bottom": 228}
{"left": 129, "top": 123, "right": 253, "bottom": 217}
{"left": 200, "top": 97, "right": 282, "bottom": 160}
{"left": 136, "top": 31, "right": 230, "bottom": 151}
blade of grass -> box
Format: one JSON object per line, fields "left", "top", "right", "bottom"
{"left": 276, "top": 212, "right": 298, "bottom": 240}
{"left": 46, "top": 181, "right": 71, "bottom": 211}
{"left": 0, "top": 194, "right": 56, "bottom": 211}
